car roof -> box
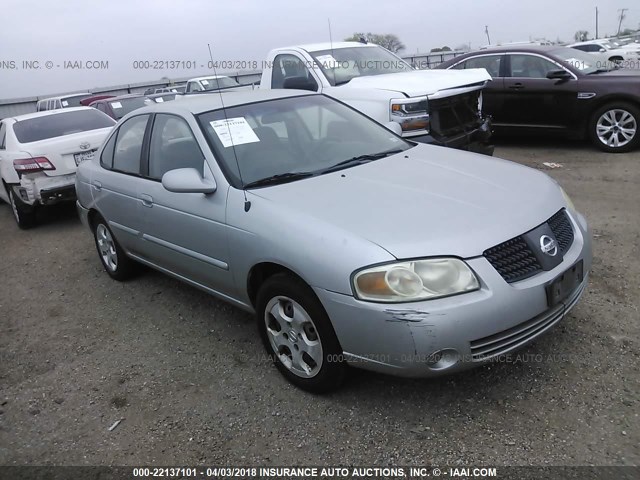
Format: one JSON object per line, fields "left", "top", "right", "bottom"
{"left": 38, "top": 93, "right": 92, "bottom": 102}
{"left": 11, "top": 106, "right": 94, "bottom": 122}
{"left": 128, "top": 90, "right": 314, "bottom": 117}
{"left": 188, "top": 75, "right": 229, "bottom": 82}
{"left": 281, "top": 41, "right": 376, "bottom": 53}
{"left": 474, "top": 45, "right": 561, "bottom": 53}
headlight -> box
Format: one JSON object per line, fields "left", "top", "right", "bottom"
{"left": 390, "top": 97, "right": 429, "bottom": 133}
{"left": 353, "top": 258, "right": 480, "bottom": 303}
{"left": 560, "top": 187, "right": 575, "bottom": 211}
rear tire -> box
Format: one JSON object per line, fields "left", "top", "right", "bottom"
{"left": 256, "top": 273, "right": 346, "bottom": 393}
{"left": 92, "top": 214, "right": 136, "bottom": 281}
{"left": 588, "top": 102, "right": 640, "bottom": 153}
{"left": 8, "top": 188, "right": 36, "bottom": 229}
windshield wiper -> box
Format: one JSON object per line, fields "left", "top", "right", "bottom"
{"left": 321, "top": 149, "right": 405, "bottom": 174}
{"left": 243, "top": 172, "right": 314, "bottom": 189}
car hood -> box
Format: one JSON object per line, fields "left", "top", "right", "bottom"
{"left": 249, "top": 145, "right": 565, "bottom": 259}
{"left": 342, "top": 69, "right": 491, "bottom": 98}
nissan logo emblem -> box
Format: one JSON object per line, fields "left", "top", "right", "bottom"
{"left": 540, "top": 235, "right": 558, "bottom": 257}
{"left": 79, "top": 142, "right": 90, "bottom": 150}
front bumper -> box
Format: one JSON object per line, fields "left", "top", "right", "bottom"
{"left": 314, "top": 210, "right": 592, "bottom": 378}
{"left": 407, "top": 117, "right": 494, "bottom": 156}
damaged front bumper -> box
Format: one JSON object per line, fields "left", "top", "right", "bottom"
{"left": 409, "top": 116, "right": 494, "bottom": 156}
{"left": 313, "top": 211, "right": 592, "bottom": 378}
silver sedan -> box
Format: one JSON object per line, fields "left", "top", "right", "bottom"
{"left": 76, "top": 90, "right": 592, "bottom": 392}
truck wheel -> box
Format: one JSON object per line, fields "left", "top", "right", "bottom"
{"left": 9, "top": 188, "right": 36, "bottom": 229}
{"left": 588, "top": 102, "right": 640, "bottom": 153}
{"left": 92, "top": 215, "right": 136, "bottom": 281}
{"left": 256, "top": 273, "right": 346, "bottom": 393}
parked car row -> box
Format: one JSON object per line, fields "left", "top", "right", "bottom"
{"left": 0, "top": 41, "right": 595, "bottom": 393}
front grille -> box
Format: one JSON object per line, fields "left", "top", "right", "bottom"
{"left": 469, "top": 278, "right": 586, "bottom": 361}
{"left": 429, "top": 91, "right": 481, "bottom": 137}
{"left": 484, "top": 237, "right": 542, "bottom": 283}
{"left": 548, "top": 210, "right": 574, "bottom": 255}
{"left": 483, "top": 209, "right": 575, "bottom": 283}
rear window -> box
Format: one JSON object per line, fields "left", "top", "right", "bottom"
{"left": 13, "top": 109, "right": 116, "bottom": 143}
{"left": 110, "top": 97, "right": 150, "bottom": 119}
{"left": 61, "top": 94, "right": 94, "bottom": 107}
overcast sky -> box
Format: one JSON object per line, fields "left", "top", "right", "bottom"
{"left": 1, "top": 0, "right": 637, "bottom": 99}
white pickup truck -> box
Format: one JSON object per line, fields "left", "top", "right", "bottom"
{"left": 259, "top": 42, "right": 494, "bottom": 154}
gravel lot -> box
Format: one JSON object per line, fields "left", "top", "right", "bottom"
{"left": 0, "top": 138, "right": 638, "bottom": 467}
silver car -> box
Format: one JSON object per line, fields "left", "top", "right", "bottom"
{"left": 76, "top": 90, "right": 592, "bottom": 392}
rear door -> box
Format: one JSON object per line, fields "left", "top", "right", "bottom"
{"left": 451, "top": 54, "right": 506, "bottom": 122}
{"left": 92, "top": 114, "right": 150, "bottom": 253}
{"left": 501, "top": 53, "right": 578, "bottom": 129}
{"left": 136, "top": 113, "right": 232, "bottom": 294}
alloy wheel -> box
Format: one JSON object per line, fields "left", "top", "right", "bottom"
{"left": 596, "top": 109, "right": 637, "bottom": 149}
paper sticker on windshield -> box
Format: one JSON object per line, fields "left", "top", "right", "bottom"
{"left": 156, "top": 97, "right": 164, "bottom": 102}
{"left": 61, "top": 100, "right": 69, "bottom": 107}
{"left": 111, "top": 101, "right": 123, "bottom": 109}
{"left": 316, "top": 54, "right": 339, "bottom": 69}
{"left": 201, "top": 79, "right": 210, "bottom": 85}
{"left": 210, "top": 117, "right": 260, "bottom": 148}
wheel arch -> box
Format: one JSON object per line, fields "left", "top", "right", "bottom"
{"left": 247, "top": 262, "right": 310, "bottom": 308}
{"left": 586, "top": 95, "right": 640, "bottom": 130}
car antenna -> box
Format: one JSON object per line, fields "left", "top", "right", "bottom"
{"left": 327, "top": 18, "right": 337, "bottom": 86}
{"left": 207, "top": 43, "right": 251, "bottom": 212}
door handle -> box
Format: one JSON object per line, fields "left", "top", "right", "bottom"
{"left": 92, "top": 180, "right": 102, "bottom": 191}
{"left": 140, "top": 193, "right": 153, "bottom": 208}
{"left": 508, "top": 83, "right": 524, "bottom": 90}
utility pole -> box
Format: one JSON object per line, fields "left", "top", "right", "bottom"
{"left": 485, "top": 25, "right": 491, "bottom": 45}
{"left": 595, "top": 7, "right": 599, "bottom": 39}
{"left": 617, "top": 8, "right": 628, "bottom": 36}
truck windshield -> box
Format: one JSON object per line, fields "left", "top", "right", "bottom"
{"left": 309, "top": 46, "right": 413, "bottom": 86}
{"left": 198, "top": 94, "right": 412, "bottom": 188}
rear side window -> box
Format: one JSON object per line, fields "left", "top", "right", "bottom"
{"left": 12, "top": 109, "right": 116, "bottom": 143}
{"left": 460, "top": 55, "right": 503, "bottom": 77}
{"left": 112, "top": 115, "right": 149, "bottom": 174}
{"left": 148, "top": 114, "right": 204, "bottom": 180}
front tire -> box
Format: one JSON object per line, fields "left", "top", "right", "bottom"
{"left": 588, "top": 102, "right": 640, "bottom": 153}
{"left": 9, "top": 188, "right": 36, "bottom": 229}
{"left": 92, "top": 215, "right": 136, "bottom": 281}
{"left": 256, "top": 273, "right": 346, "bottom": 393}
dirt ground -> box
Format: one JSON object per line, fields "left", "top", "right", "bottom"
{"left": 0, "top": 137, "right": 638, "bottom": 467}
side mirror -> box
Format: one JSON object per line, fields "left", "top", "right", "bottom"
{"left": 385, "top": 122, "right": 403, "bottom": 136}
{"left": 599, "top": 48, "right": 606, "bottom": 53}
{"left": 282, "top": 76, "right": 317, "bottom": 91}
{"left": 546, "top": 69, "right": 572, "bottom": 81}
{"left": 162, "top": 168, "right": 216, "bottom": 194}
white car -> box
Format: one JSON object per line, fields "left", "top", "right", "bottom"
{"left": 0, "top": 107, "right": 115, "bottom": 228}
{"left": 568, "top": 39, "right": 640, "bottom": 64}
{"left": 184, "top": 75, "right": 242, "bottom": 93}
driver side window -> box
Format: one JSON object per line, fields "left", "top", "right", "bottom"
{"left": 509, "top": 54, "right": 559, "bottom": 78}
{"left": 148, "top": 114, "right": 204, "bottom": 181}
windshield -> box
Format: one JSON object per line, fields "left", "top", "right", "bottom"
{"left": 198, "top": 95, "right": 411, "bottom": 187}
{"left": 109, "top": 97, "right": 149, "bottom": 119}
{"left": 61, "top": 94, "right": 93, "bottom": 107}
{"left": 309, "top": 46, "right": 413, "bottom": 86}
{"left": 13, "top": 109, "right": 115, "bottom": 143}
{"left": 201, "top": 77, "right": 240, "bottom": 90}
{"left": 550, "top": 47, "right": 607, "bottom": 74}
